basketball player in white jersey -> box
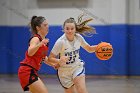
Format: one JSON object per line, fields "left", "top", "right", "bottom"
{"left": 48, "top": 15, "right": 97, "bottom": 93}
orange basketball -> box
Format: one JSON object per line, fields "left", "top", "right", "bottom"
{"left": 95, "top": 42, "right": 113, "bottom": 60}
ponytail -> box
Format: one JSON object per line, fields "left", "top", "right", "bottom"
{"left": 29, "top": 16, "right": 46, "bottom": 35}
{"left": 63, "top": 14, "right": 96, "bottom": 37}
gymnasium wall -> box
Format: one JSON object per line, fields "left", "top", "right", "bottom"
{"left": 0, "top": 0, "right": 140, "bottom": 75}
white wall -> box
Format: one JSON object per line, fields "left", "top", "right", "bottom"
{"left": 0, "top": 0, "right": 29, "bottom": 26}
{"left": 0, "top": 0, "right": 139, "bottom": 26}
{"left": 129, "top": 0, "right": 140, "bottom": 24}
{"left": 111, "top": 0, "right": 128, "bottom": 24}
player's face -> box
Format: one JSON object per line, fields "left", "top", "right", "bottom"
{"left": 64, "top": 23, "right": 76, "bottom": 39}
{"left": 39, "top": 20, "right": 49, "bottom": 36}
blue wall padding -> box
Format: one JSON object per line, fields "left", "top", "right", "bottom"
{"left": 0, "top": 25, "right": 140, "bottom": 75}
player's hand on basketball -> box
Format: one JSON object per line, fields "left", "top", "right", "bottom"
{"left": 95, "top": 42, "right": 113, "bottom": 60}
{"left": 106, "top": 43, "right": 112, "bottom": 47}
{"left": 101, "top": 42, "right": 111, "bottom": 45}
{"left": 59, "top": 56, "right": 69, "bottom": 66}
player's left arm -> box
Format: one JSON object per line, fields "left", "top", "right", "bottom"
{"left": 82, "top": 44, "right": 97, "bottom": 53}
{"left": 79, "top": 34, "right": 97, "bottom": 53}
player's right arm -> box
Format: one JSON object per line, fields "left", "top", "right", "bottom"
{"left": 28, "top": 37, "right": 49, "bottom": 56}
{"left": 48, "top": 40, "right": 68, "bottom": 69}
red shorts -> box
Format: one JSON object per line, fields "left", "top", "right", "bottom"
{"left": 18, "top": 64, "right": 39, "bottom": 91}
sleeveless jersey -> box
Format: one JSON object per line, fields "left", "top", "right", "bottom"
{"left": 20, "top": 34, "right": 49, "bottom": 70}
{"left": 51, "top": 33, "right": 89, "bottom": 67}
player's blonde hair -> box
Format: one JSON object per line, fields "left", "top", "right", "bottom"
{"left": 63, "top": 14, "right": 96, "bottom": 37}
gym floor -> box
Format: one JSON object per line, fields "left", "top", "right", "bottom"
{"left": 0, "top": 75, "right": 140, "bottom": 93}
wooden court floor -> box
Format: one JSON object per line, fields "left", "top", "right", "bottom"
{"left": 0, "top": 75, "right": 140, "bottom": 93}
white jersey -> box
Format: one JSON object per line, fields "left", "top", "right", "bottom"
{"left": 51, "top": 33, "right": 89, "bottom": 67}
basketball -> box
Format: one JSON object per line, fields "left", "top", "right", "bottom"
{"left": 95, "top": 42, "right": 113, "bottom": 60}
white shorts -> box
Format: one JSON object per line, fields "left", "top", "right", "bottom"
{"left": 57, "top": 62, "right": 85, "bottom": 89}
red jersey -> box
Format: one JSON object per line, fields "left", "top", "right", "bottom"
{"left": 20, "top": 34, "right": 49, "bottom": 71}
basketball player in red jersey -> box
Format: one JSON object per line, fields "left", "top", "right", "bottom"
{"left": 18, "top": 16, "right": 49, "bottom": 93}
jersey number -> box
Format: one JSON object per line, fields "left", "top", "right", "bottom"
{"left": 66, "top": 55, "right": 76, "bottom": 64}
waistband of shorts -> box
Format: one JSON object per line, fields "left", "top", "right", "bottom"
{"left": 20, "top": 63, "right": 38, "bottom": 71}
{"left": 59, "top": 62, "right": 84, "bottom": 70}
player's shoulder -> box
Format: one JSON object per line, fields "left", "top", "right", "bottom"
{"left": 75, "top": 33, "right": 84, "bottom": 40}
{"left": 55, "top": 34, "right": 65, "bottom": 44}
{"left": 29, "top": 36, "right": 40, "bottom": 43}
